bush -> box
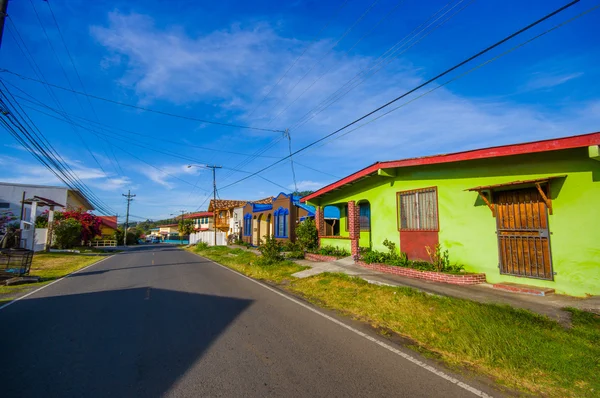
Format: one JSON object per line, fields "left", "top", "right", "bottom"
{"left": 196, "top": 241, "right": 209, "bottom": 251}
{"left": 53, "top": 218, "right": 82, "bottom": 249}
{"left": 360, "top": 240, "right": 464, "bottom": 273}
{"left": 282, "top": 241, "right": 301, "bottom": 252}
{"left": 317, "top": 245, "right": 351, "bottom": 258}
{"left": 113, "top": 229, "right": 139, "bottom": 245}
{"left": 296, "top": 218, "right": 318, "bottom": 251}
{"left": 257, "top": 235, "right": 283, "bottom": 265}
{"left": 285, "top": 251, "right": 305, "bottom": 259}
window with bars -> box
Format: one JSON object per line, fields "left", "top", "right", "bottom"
{"left": 243, "top": 214, "right": 252, "bottom": 236}
{"left": 359, "top": 202, "right": 370, "bottom": 231}
{"left": 398, "top": 188, "right": 439, "bottom": 231}
{"left": 274, "top": 207, "right": 289, "bottom": 238}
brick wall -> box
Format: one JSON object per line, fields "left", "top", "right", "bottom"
{"left": 356, "top": 261, "right": 487, "bottom": 285}
{"left": 315, "top": 206, "right": 325, "bottom": 238}
{"left": 305, "top": 253, "right": 340, "bottom": 262}
{"left": 347, "top": 200, "right": 360, "bottom": 257}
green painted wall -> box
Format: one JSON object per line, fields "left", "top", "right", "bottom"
{"left": 321, "top": 237, "right": 351, "bottom": 251}
{"left": 308, "top": 148, "right": 600, "bottom": 297}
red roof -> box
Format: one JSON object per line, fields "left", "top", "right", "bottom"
{"left": 302, "top": 132, "right": 600, "bottom": 202}
{"left": 98, "top": 216, "right": 118, "bottom": 230}
{"left": 183, "top": 211, "right": 213, "bottom": 219}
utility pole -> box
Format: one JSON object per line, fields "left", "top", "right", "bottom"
{"left": 206, "top": 165, "right": 222, "bottom": 246}
{"left": 122, "top": 190, "right": 135, "bottom": 246}
{"left": 178, "top": 209, "right": 185, "bottom": 244}
{"left": 0, "top": 0, "right": 8, "bottom": 48}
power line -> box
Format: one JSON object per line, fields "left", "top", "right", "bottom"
{"left": 26, "top": 0, "right": 114, "bottom": 174}
{"left": 5, "top": 17, "right": 113, "bottom": 174}
{"left": 245, "top": 0, "right": 350, "bottom": 120}
{"left": 3, "top": 83, "right": 281, "bottom": 159}
{"left": 289, "top": 0, "right": 471, "bottom": 132}
{"left": 0, "top": 85, "right": 115, "bottom": 214}
{"left": 218, "top": 0, "right": 583, "bottom": 191}
{"left": 267, "top": 0, "right": 409, "bottom": 127}
{"left": 264, "top": 0, "right": 382, "bottom": 126}
{"left": 0, "top": 68, "right": 286, "bottom": 133}
{"left": 44, "top": 0, "right": 124, "bottom": 176}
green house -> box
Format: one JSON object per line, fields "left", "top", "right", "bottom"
{"left": 303, "top": 132, "right": 600, "bottom": 297}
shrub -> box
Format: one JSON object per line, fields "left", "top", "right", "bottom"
{"left": 178, "top": 219, "right": 194, "bottom": 236}
{"left": 317, "top": 245, "right": 351, "bottom": 258}
{"left": 282, "top": 241, "right": 301, "bottom": 252}
{"left": 426, "top": 244, "right": 465, "bottom": 273}
{"left": 257, "top": 235, "right": 284, "bottom": 265}
{"left": 285, "top": 251, "right": 305, "bottom": 259}
{"left": 53, "top": 218, "right": 82, "bottom": 249}
{"left": 196, "top": 241, "right": 209, "bottom": 251}
{"left": 296, "top": 218, "right": 318, "bottom": 251}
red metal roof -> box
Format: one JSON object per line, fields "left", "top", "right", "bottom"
{"left": 98, "top": 215, "right": 118, "bottom": 230}
{"left": 302, "top": 132, "right": 600, "bottom": 202}
{"left": 183, "top": 211, "right": 213, "bottom": 219}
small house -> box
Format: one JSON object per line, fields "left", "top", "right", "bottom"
{"left": 302, "top": 132, "right": 600, "bottom": 297}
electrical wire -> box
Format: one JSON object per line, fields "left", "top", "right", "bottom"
{"left": 0, "top": 68, "right": 286, "bottom": 133}
{"left": 44, "top": 0, "right": 125, "bottom": 175}
{"left": 0, "top": 87, "right": 115, "bottom": 214}
{"left": 3, "top": 83, "right": 281, "bottom": 159}
{"left": 267, "top": 0, "right": 409, "bottom": 127}
{"left": 289, "top": 0, "right": 471, "bottom": 132}
{"left": 264, "top": 0, "right": 382, "bottom": 126}
{"left": 245, "top": 0, "right": 350, "bottom": 121}
{"left": 217, "top": 0, "right": 583, "bottom": 191}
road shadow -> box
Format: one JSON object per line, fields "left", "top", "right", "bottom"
{"left": 0, "top": 288, "right": 252, "bottom": 397}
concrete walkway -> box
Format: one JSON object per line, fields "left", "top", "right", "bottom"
{"left": 293, "top": 257, "right": 600, "bottom": 325}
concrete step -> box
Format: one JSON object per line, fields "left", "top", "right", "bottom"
{"left": 492, "top": 282, "right": 555, "bottom": 296}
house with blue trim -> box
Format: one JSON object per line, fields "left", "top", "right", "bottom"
{"left": 242, "top": 192, "right": 335, "bottom": 246}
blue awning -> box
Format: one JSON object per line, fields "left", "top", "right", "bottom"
{"left": 252, "top": 203, "right": 273, "bottom": 212}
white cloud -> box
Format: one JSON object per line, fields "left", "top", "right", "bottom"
{"left": 90, "top": 10, "right": 600, "bottom": 199}
{"left": 524, "top": 71, "right": 584, "bottom": 91}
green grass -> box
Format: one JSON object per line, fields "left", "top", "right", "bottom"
{"left": 187, "top": 245, "right": 306, "bottom": 283}
{"left": 0, "top": 253, "right": 104, "bottom": 301}
{"left": 187, "top": 245, "right": 600, "bottom": 397}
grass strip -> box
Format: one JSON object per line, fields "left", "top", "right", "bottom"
{"left": 0, "top": 253, "right": 104, "bottom": 302}
{"left": 187, "top": 245, "right": 599, "bottom": 397}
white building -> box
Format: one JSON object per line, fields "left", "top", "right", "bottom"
{"left": 0, "top": 182, "right": 94, "bottom": 250}
{"left": 0, "top": 182, "right": 94, "bottom": 221}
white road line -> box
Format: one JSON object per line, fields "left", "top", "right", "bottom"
{"left": 201, "top": 254, "right": 494, "bottom": 398}
{"left": 0, "top": 254, "right": 115, "bottom": 312}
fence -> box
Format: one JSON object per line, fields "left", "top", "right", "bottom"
{"left": 189, "top": 230, "right": 226, "bottom": 246}
{"left": 0, "top": 248, "right": 34, "bottom": 277}
{"left": 89, "top": 240, "right": 117, "bottom": 247}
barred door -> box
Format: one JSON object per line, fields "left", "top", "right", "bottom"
{"left": 496, "top": 188, "right": 553, "bottom": 280}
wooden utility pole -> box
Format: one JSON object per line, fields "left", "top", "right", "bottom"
{"left": 122, "top": 190, "right": 135, "bottom": 246}
{"left": 206, "top": 165, "right": 222, "bottom": 246}
{"left": 0, "top": 0, "right": 8, "bottom": 48}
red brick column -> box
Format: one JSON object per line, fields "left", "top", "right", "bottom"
{"left": 348, "top": 201, "right": 360, "bottom": 258}
{"left": 315, "top": 206, "right": 325, "bottom": 237}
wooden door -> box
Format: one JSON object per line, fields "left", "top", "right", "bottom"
{"left": 496, "top": 188, "right": 553, "bottom": 280}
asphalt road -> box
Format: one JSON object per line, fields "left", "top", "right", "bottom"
{"left": 0, "top": 246, "right": 500, "bottom": 397}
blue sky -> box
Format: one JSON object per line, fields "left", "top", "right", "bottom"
{"left": 1, "top": 0, "right": 599, "bottom": 220}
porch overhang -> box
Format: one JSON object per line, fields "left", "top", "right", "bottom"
{"left": 466, "top": 175, "right": 566, "bottom": 216}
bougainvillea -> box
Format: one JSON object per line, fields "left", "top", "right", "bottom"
{"left": 58, "top": 208, "right": 102, "bottom": 243}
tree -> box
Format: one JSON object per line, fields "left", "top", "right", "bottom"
{"left": 178, "top": 219, "right": 194, "bottom": 236}
{"left": 60, "top": 208, "right": 102, "bottom": 243}
{"left": 53, "top": 218, "right": 82, "bottom": 249}
{"left": 296, "top": 218, "right": 318, "bottom": 251}
{"left": 292, "top": 190, "right": 314, "bottom": 197}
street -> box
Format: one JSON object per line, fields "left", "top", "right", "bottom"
{"left": 0, "top": 246, "right": 498, "bottom": 397}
